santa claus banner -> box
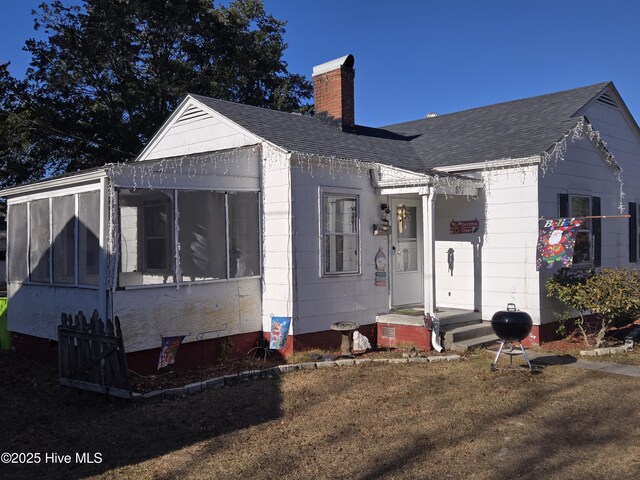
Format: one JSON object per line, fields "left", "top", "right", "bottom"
{"left": 536, "top": 218, "right": 584, "bottom": 270}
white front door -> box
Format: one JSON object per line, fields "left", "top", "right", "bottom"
{"left": 391, "top": 198, "right": 423, "bottom": 306}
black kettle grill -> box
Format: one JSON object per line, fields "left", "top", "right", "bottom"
{"left": 490, "top": 303, "right": 533, "bottom": 371}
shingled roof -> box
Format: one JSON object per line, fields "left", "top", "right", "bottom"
{"left": 190, "top": 94, "right": 425, "bottom": 171}
{"left": 383, "top": 82, "right": 611, "bottom": 169}
{"left": 193, "top": 82, "right": 612, "bottom": 172}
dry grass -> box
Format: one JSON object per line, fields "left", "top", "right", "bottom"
{"left": 2, "top": 350, "right": 640, "bottom": 480}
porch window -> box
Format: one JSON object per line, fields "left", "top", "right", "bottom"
{"left": 78, "top": 191, "right": 100, "bottom": 286}
{"left": 8, "top": 190, "right": 101, "bottom": 287}
{"left": 52, "top": 195, "right": 76, "bottom": 284}
{"left": 119, "top": 189, "right": 175, "bottom": 286}
{"left": 29, "top": 198, "right": 51, "bottom": 283}
{"left": 177, "top": 191, "right": 226, "bottom": 281}
{"left": 118, "top": 189, "right": 261, "bottom": 287}
{"left": 8, "top": 203, "right": 28, "bottom": 283}
{"left": 228, "top": 192, "right": 260, "bottom": 278}
{"left": 322, "top": 192, "right": 359, "bottom": 275}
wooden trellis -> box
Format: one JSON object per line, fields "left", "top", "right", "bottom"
{"left": 58, "top": 310, "right": 132, "bottom": 399}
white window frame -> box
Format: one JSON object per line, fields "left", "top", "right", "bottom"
{"left": 7, "top": 186, "right": 102, "bottom": 289}
{"left": 319, "top": 187, "right": 361, "bottom": 277}
{"left": 117, "top": 188, "right": 262, "bottom": 289}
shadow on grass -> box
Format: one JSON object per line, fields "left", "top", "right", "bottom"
{"left": 0, "top": 350, "right": 283, "bottom": 480}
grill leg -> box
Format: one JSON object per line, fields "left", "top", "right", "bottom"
{"left": 491, "top": 340, "right": 505, "bottom": 371}
{"left": 519, "top": 343, "right": 533, "bottom": 372}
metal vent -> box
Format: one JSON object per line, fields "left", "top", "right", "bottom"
{"left": 381, "top": 326, "right": 396, "bottom": 338}
{"left": 175, "top": 104, "right": 211, "bottom": 123}
{"left": 596, "top": 91, "right": 619, "bottom": 109}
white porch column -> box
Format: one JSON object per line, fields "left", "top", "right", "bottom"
{"left": 421, "top": 187, "right": 436, "bottom": 316}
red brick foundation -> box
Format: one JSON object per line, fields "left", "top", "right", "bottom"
{"left": 376, "top": 323, "right": 431, "bottom": 351}
{"left": 10, "top": 325, "right": 380, "bottom": 371}
{"left": 127, "top": 331, "right": 262, "bottom": 374}
{"left": 11, "top": 332, "right": 59, "bottom": 365}
{"left": 263, "top": 323, "right": 377, "bottom": 358}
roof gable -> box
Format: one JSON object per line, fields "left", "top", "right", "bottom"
{"left": 136, "top": 96, "right": 262, "bottom": 162}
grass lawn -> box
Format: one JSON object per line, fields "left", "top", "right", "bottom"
{"left": 2, "top": 350, "right": 640, "bottom": 480}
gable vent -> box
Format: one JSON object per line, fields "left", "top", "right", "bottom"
{"left": 175, "top": 104, "right": 212, "bottom": 124}
{"left": 596, "top": 91, "right": 619, "bottom": 109}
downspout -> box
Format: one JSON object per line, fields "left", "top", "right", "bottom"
{"left": 422, "top": 186, "right": 442, "bottom": 352}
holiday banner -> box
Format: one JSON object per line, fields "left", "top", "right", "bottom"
{"left": 157, "top": 335, "right": 186, "bottom": 370}
{"left": 450, "top": 219, "right": 480, "bottom": 234}
{"left": 536, "top": 218, "right": 584, "bottom": 270}
{"left": 270, "top": 316, "right": 292, "bottom": 350}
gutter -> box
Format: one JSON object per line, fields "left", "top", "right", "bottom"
{"left": 0, "top": 169, "right": 107, "bottom": 198}
{"left": 433, "top": 155, "right": 542, "bottom": 173}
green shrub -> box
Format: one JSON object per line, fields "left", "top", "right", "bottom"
{"left": 546, "top": 268, "right": 640, "bottom": 348}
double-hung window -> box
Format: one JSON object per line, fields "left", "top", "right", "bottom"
{"left": 559, "top": 193, "right": 601, "bottom": 267}
{"left": 322, "top": 190, "right": 360, "bottom": 275}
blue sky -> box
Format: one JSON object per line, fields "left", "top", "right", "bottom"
{"left": 2, "top": 0, "right": 640, "bottom": 127}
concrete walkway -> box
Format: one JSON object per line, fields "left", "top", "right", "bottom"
{"left": 528, "top": 351, "right": 640, "bottom": 378}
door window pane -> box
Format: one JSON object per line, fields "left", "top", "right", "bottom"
{"left": 396, "top": 205, "right": 418, "bottom": 272}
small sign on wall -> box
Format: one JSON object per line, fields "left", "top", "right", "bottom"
{"left": 450, "top": 219, "right": 480, "bottom": 234}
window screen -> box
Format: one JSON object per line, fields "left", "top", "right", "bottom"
{"left": 52, "top": 195, "right": 76, "bottom": 284}
{"left": 118, "top": 189, "right": 174, "bottom": 286}
{"left": 178, "top": 191, "right": 226, "bottom": 281}
{"left": 228, "top": 192, "right": 260, "bottom": 278}
{"left": 29, "top": 199, "right": 50, "bottom": 283}
{"left": 78, "top": 191, "right": 100, "bottom": 285}
{"left": 8, "top": 203, "right": 28, "bottom": 283}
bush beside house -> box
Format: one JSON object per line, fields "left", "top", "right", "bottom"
{"left": 546, "top": 268, "right": 640, "bottom": 348}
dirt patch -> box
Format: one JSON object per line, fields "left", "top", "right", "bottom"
{"left": 2, "top": 349, "right": 640, "bottom": 479}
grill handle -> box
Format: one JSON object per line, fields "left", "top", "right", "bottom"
{"left": 507, "top": 303, "right": 517, "bottom": 311}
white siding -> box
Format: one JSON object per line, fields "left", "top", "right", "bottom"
{"left": 481, "top": 165, "right": 541, "bottom": 323}
{"left": 141, "top": 102, "right": 261, "bottom": 161}
{"left": 434, "top": 195, "right": 484, "bottom": 310}
{"left": 261, "top": 148, "right": 294, "bottom": 332}
{"left": 7, "top": 284, "right": 101, "bottom": 340}
{"left": 289, "top": 154, "right": 389, "bottom": 335}
{"left": 114, "top": 279, "right": 261, "bottom": 352}
{"left": 538, "top": 103, "right": 640, "bottom": 324}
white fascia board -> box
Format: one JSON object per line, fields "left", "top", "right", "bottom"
{"left": 135, "top": 95, "right": 265, "bottom": 162}
{"left": 0, "top": 169, "right": 106, "bottom": 198}
{"left": 433, "top": 155, "right": 542, "bottom": 173}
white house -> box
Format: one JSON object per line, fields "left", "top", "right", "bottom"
{"left": 2, "top": 54, "right": 640, "bottom": 369}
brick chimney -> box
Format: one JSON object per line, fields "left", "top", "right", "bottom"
{"left": 312, "top": 54, "right": 355, "bottom": 132}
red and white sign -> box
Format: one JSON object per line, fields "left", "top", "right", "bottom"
{"left": 450, "top": 219, "right": 480, "bottom": 234}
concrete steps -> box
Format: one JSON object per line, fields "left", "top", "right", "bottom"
{"left": 444, "top": 321, "right": 500, "bottom": 353}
